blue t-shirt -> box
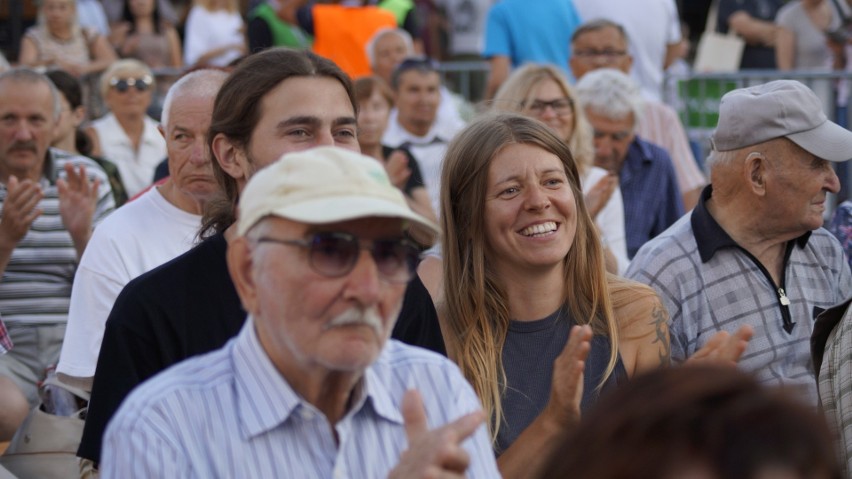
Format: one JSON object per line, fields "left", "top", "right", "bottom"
{"left": 483, "top": 0, "right": 581, "bottom": 73}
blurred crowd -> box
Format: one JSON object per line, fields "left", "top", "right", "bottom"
{"left": 0, "top": 1, "right": 848, "bottom": 479}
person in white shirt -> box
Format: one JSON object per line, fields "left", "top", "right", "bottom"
{"left": 86, "top": 59, "right": 167, "bottom": 197}
{"left": 57, "top": 69, "right": 228, "bottom": 390}
{"left": 183, "top": 0, "right": 246, "bottom": 68}
{"left": 382, "top": 57, "right": 466, "bottom": 216}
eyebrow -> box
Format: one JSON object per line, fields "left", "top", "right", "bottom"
{"left": 493, "top": 168, "right": 565, "bottom": 186}
{"left": 276, "top": 115, "right": 357, "bottom": 131}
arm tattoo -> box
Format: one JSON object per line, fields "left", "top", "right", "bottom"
{"left": 650, "top": 303, "right": 671, "bottom": 367}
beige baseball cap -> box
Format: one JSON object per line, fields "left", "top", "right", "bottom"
{"left": 236, "top": 146, "right": 440, "bottom": 236}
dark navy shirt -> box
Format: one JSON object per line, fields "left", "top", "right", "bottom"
{"left": 496, "top": 307, "right": 626, "bottom": 454}
{"left": 620, "top": 136, "right": 685, "bottom": 259}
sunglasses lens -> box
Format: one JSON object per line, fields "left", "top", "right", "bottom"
{"left": 372, "top": 240, "right": 417, "bottom": 283}
{"left": 134, "top": 79, "right": 150, "bottom": 92}
{"left": 114, "top": 80, "right": 130, "bottom": 92}
{"left": 309, "top": 233, "right": 359, "bottom": 277}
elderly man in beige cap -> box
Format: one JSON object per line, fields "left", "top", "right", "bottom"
{"left": 626, "top": 80, "right": 852, "bottom": 404}
{"left": 100, "top": 147, "right": 500, "bottom": 479}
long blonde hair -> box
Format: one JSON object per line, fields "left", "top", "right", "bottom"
{"left": 493, "top": 64, "right": 595, "bottom": 176}
{"left": 440, "top": 113, "right": 619, "bottom": 443}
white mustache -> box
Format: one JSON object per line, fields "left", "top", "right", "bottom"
{"left": 324, "top": 307, "right": 384, "bottom": 336}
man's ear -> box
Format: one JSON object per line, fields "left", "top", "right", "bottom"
{"left": 227, "top": 236, "right": 258, "bottom": 315}
{"left": 71, "top": 106, "right": 86, "bottom": 128}
{"left": 212, "top": 132, "right": 250, "bottom": 183}
{"left": 744, "top": 152, "right": 767, "bottom": 196}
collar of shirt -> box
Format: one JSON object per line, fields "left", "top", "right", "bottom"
{"left": 383, "top": 109, "right": 456, "bottom": 146}
{"left": 233, "top": 317, "right": 403, "bottom": 440}
{"left": 104, "top": 113, "right": 162, "bottom": 149}
{"left": 690, "top": 184, "right": 811, "bottom": 263}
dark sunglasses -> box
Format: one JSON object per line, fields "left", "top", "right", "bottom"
{"left": 109, "top": 75, "right": 153, "bottom": 93}
{"left": 255, "top": 232, "right": 420, "bottom": 284}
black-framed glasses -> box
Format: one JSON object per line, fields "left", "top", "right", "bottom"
{"left": 524, "top": 98, "right": 574, "bottom": 117}
{"left": 573, "top": 49, "right": 627, "bottom": 62}
{"left": 255, "top": 232, "right": 420, "bottom": 283}
{"left": 109, "top": 75, "right": 153, "bottom": 93}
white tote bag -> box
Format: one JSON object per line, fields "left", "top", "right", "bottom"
{"left": 693, "top": 0, "right": 745, "bottom": 72}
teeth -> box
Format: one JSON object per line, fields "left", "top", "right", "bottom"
{"left": 520, "top": 221, "right": 557, "bottom": 237}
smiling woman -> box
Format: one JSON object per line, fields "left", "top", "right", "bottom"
{"left": 439, "top": 113, "right": 670, "bottom": 479}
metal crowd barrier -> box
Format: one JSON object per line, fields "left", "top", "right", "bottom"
{"left": 666, "top": 69, "right": 852, "bottom": 205}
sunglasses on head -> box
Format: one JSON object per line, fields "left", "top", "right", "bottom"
{"left": 109, "top": 75, "right": 153, "bottom": 93}
{"left": 394, "top": 56, "right": 440, "bottom": 76}
{"left": 255, "top": 231, "right": 420, "bottom": 284}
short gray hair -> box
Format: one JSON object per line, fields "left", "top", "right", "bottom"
{"left": 575, "top": 68, "right": 644, "bottom": 128}
{"left": 571, "top": 18, "right": 629, "bottom": 46}
{"left": 160, "top": 69, "right": 229, "bottom": 128}
{"left": 365, "top": 28, "right": 414, "bottom": 67}
{"left": 0, "top": 68, "right": 61, "bottom": 120}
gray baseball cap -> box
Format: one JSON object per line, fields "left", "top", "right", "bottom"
{"left": 711, "top": 80, "right": 852, "bottom": 162}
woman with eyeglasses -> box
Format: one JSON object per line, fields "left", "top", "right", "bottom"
{"left": 18, "top": 0, "right": 117, "bottom": 78}
{"left": 353, "top": 76, "right": 438, "bottom": 248}
{"left": 493, "top": 63, "right": 628, "bottom": 274}
{"left": 85, "top": 59, "right": 167, "bottom": 197}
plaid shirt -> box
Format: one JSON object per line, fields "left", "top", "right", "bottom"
{"left": 815, "top": 299, "right": 852, "bottom": 477}
{"left": 0, "top": 316, "right": 12, "bottom": 354}
{"left": 627, "top": 186, "right": 852, "bottom": 404}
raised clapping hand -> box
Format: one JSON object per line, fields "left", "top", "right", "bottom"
{"left": 0, "top": 175, "right": 44, "bottom": 250}
{"left": 384, "top": 151, "right": 412, "bottom": 191}
{"left": 388, "top": 390, "right": 485, "bottom": 479}
{"left": 544, "top": 324, "right": 592, "bottom": 428}
{"left": 57, "top": 163, "right": 100, "bottom": 249}
{"left": 687, "top": 325, "right": 754, "bottom": 366}
{"left": 584, "top": 174, "right": 618, "bottom": 220}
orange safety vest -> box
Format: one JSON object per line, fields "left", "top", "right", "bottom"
{"left": 312, "top": 4, "right": 397, "bottom": 78}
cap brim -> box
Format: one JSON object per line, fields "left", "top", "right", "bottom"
{"left": 266, "top": 196, "right": 440, "bottom": 235}
{"left": 787, "top": 120, "right": 852, "bottom": 163}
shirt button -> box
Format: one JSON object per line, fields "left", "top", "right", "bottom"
{"left": 333, "top": 467, "right": 345, "bottom": 479}
{"left": 299, "top": 408, "right": 314, "bottom": 420}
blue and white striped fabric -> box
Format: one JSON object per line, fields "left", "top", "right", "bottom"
{"left": 0, "top": 148, "right": 114, "bottom": 325}
{"left": 102, "top": 318, "right": 500, "bottom": 478}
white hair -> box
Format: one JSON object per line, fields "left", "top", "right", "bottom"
{"left": 575, "top": 68, "right": 644, "bottom": 128}
{"left": 160, "top": 69, "right": 229, "bottom": 128}
{"left": 365, "top": 28, "right": 414, "bottom": 67}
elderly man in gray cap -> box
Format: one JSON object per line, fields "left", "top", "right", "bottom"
{"left": 626, "top": 80, "right": 852, "bottom": 403}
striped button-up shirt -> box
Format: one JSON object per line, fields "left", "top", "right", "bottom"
{"left": 102, "top": 318, "right": 500, "bottom": 478}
